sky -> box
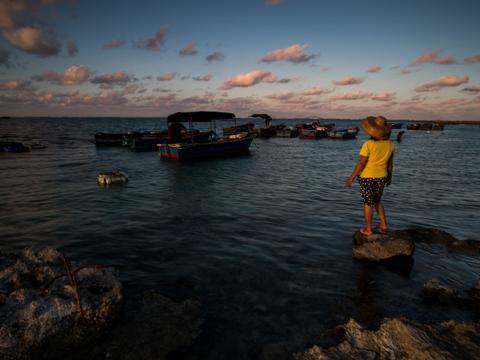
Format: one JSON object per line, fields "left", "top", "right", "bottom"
{"left": 0, "top": 0, "right": 479, "bottom": 119}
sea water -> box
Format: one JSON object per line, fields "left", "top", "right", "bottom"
{"left": 1, "top": 117, "right": 479, "bottom": 357}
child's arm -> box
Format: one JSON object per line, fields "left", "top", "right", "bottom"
{"left": 346, "top": 156, "right": 368, "bottom": 186}
{"left": 386, "top": 154, "right": 394, "bottom": 186}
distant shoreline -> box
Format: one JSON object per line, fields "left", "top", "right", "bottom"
{"left": 2, "top": 116, "right": 480, "bottom": 125}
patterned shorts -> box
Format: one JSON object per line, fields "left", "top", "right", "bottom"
{"left": 358, "top": 177, "right": 387, "bottom": 206}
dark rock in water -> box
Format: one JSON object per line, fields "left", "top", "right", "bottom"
{"left": 352, "top": 231, "right": 415, "bottom": 261}
{"left": 421, "top": 278, "right": 458, "bottom": 305}
{"left": 391, "top": 228, "right": 480, "bottom": 255}
{"left": 294, "top": 318, "right": 480, "bottom": 360}
{"left": 87, "top": 290, "right": 203, "bottom": 360}
{"left": 0, "top": 247, "right": 123, "bottom": 360}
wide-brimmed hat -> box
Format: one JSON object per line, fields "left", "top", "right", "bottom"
{"left": 361, "top": 116, "right": 391, "bottom": 140}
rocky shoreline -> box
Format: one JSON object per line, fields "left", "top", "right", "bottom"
{"left": 1, "top": 228, "right": 479, "bottom": 359}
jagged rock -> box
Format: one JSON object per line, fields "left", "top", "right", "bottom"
{"left": 90, "top": 290, "right": 203, "bottom": 360}
{"left": 352, "top": 231, "right": 415, "bottom": 261}
{"left": 391, "top": 228, "right": 480, "bottom": 255}
{"left": 0, "top": 247, "right": 123, "bottom": 360}
{"left": 294, "top": 318, "right": 480, "bottom": 360}
{"left": 421, "top": 279, "right": 458, "bottom": 304}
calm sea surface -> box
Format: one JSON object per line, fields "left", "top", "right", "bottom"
{"left": 1, "top": 118, "right": 479, "bottom": 357}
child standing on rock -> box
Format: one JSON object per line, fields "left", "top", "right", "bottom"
{"left": 346, "top": 116, "right": 395, "bottom": 236}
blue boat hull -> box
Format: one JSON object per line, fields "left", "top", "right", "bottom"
{"left": 159, "top": 135, "right": 254, "bottom": 160}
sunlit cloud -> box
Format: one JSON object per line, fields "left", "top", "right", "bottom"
{"left": 414, "top": 75, "right": 469, "bottom": 92}
{"left": 367, "top": 66, "right": 382, "bottom": 73}
{"left": 133, "top": 27, "right": 168, "bottom": 51}
{"left": 179, "top": 43, "right": 198, "bottom": 56}
{"left": 192, "top": 74, "right": 212, "bottom": 81}
{"left": 371, "top": 92, "right": 396, "bottom": 101}
{"left": 0, "top": 79, "right": 32, "bottom": 91}
{"left": 32, "top": 65, "right": 90, "bottom": 85}
{"left": 222, "top": 69, "right": 287, "bottom": 89}
{"left": 411, "top": 50, "right": 457, "bottom": 66}
{"left": 157, "top": 72, "right": 177, "bottom": 81}
{"left": 2, "top": 26, "right": 60, "bottom": 57}
{"left": 266, "top": 92, "right": 295, "bottom": 100}
{"left": 332, "top": 76, "right": 365, "bottom": 86}
{"left": 464, "top": 54, "right": 480, "bottom": 64}
{"left": 0, "top": 0, "right": 61, "bottom": 28}
{"left": 300, "top": 87, "right": 335, "bottom": 96}
{"left": 258, "top": 44, "right": 316, "bottom": 64}
{"left": 103, "top": 39, "right": 126, "bottom": 49}
{"left": 331, "top": 91, "right": 373, "bottom": 100}
{"left": 461, "top": 86, "right": 480, "bottom": 94}
{"left": 67, "top": 41, "right": 78, "bottom": 57}
{"left": 91, "top": 70, "right": 134, "bottom": 87}
{"left": 152, "top": 88, "right": 172, "bottom": 93}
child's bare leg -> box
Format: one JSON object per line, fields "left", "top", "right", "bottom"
{"left": 374, "top": 202, "right": 387, "bottom": 230}
{"left": 363, "top": 205, "right": 374, "bottom": 235}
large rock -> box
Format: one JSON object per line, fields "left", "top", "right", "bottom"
{"left": 294, "top": 318, "right": 480, "bottom": 360}
{"left": 0, "top": 247, "right": 123, "bottom": 360}
{"left": 352, "top": 231, "right": 415, "bottom": 261}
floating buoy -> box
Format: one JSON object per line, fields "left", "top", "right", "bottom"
{"left": 97, "top": 171, "right": 128, "bottom": 185}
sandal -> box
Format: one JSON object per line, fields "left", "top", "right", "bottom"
{"left": 376, "top": 224, "right": 388, "bottom": 234}
{"left": 359, "top": 228, "right": 373, "bottom": 236}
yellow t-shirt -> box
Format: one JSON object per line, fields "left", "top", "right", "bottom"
{"left": 359, "top": 139, "right": 395, "bottom": 178}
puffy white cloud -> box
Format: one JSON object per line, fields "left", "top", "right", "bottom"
{"left": 411, "top": 50, "right": 457, "bottom": 66}
{"left": 301, "top": 87, "right": 334, "bottom": 96}
{"left": 367, "top": 66, "right": 382, "bottom": 73}
{"left": 2, "top": 26, "right": 60, "bottom": 57}
{"left": 266, "top": 92, "right": 295, "bottom": 100}
{"left": 134, "top": 27, "right": 168, "bottom": 51}
{"left": 179, "top": 43, "right": 198, "bottom": 56}
{"left": 206, "top": 52, "right": 224, "bottom": 62}
{"left": 415, "top": 75, "right": 469, "bottom": 92}
{"left": 331, "top": 91, "right": 373, "bottom": 100}
{"left": 222, "top": 69, "right": 282, "bottom": 89}
{"left": 332, "top": 76, "right": 365, "bottom": 86}
{"left": 157, "top": 72, "right": 177, "bottom": 81}
{"left": 32, "top": 65, "right": 90, "bottom": 85}
{"left": 103, "top": 39, "right": 126, "bottom": 49}
{"left": 259, "top": 44, "right": 316, "bottom": 64}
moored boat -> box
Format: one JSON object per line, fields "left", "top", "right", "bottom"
{"left": 298, "top": 122, "right": 335, "bottom": 139}
{"left": 327, "top": 127, "right": 359, "bottom": 140}
{"left": 158, "top": 111, "right": 254, "bottom": 160}
{"left": 389, "top": 123, "right": 403, "bottom": 129}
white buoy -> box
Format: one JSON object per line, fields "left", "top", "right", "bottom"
{"left": 97, "top": 171, "right": 128, "bottom": 185}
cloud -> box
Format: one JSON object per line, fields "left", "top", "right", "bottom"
{"left": 179, "top": 43, "right": 198, "bottom": 56}
{"left": 32, "top": 64, "right": 90, "bottom": 85}
{"left": 103, "top": 39, "right": 126, "bottom": 49}
{"left": 192, "top": 74, "right": 212, "bottom": 81}
{"left": 461, "top": 86, "right": 480, "bottom": 94}
{"left": 67, "top": 41, "right": 78, "bottom": 57}
{"left": 0, "top": 46, "right": 11, "bottom": 67}
{"left": 367, "top": 66, "right": 382, "bottom": 73}
{"left": 300, "top": 87, "right": 334, "bottom": 96}
{"left": 0, "top": 0, "right": 60, "bottom": 28}
{"left": 91, "top": 70, "right": 133, "bottom": 87}
{"left": 331, "top": 91, "right": 373, "bottom": 101}
{"left": 265, "top": 0, "right": 284, "bottom": 5}
{"left": 0, "top": 79, "right": 32, "bottom": 91}
{"left": 157, "top": 72, "right": 177, "bottom": 81}
{"left": 206, "top": 51, "right": 224, "bottom": 62}
{"left": 411, "top": 50, "right": 457, "bottom": 66}
{"left": 123, "top": 84, "right": 139, "bottom": 95}
{"left": 134, "top": 27, "right": 168, "bottom": 51}
{"left": 415, "top": 75, "right": 469, "bottom": 92}
{"left": 222, "top": 69, "right": 287, "bottom": 89}
{"left": 266, "top": 92, "right": 295, "bottom": 100}
{"left": 152, "top": 88, "right": 172, "bottom": 93}
{"left": 258, "top": 44, "right": 316, "bottom": 64}
{"left": 332, "top": 76, "right": 364, "bottom": 86}
{"left": 371, "top": 92, "right": 396, "bottom": 101}
{"left": 464, "top": 55, "right": 480, "bottom": 64}
{"left": 2, "top": 26, "right": 60, "bottom": 57}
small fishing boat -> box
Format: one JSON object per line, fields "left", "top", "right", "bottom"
{"left": 0, "top": 142, "right": 30, "bottom": 152}
{"left": 127, "top": 130, "right": 212, "bottom": 151}
{"left": 406, "top": 123, "right": 420, "bottom": 130}
{"left": 275, "top": 125, "right": 299, "bottom": 138}
{"left": 158, "top": 111, "right": 254, "bottom": 160}
{"left": 298, "top": 122, "right": 335, "bottom": 139}
{"left": 389, "top": 123, "right": 403, "bottom": 129}
{"left": 223, "top": 122, "right": 257, "bottom": 137}
{"left": 327, "top": 127, "right": 359, "bottom": 140}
